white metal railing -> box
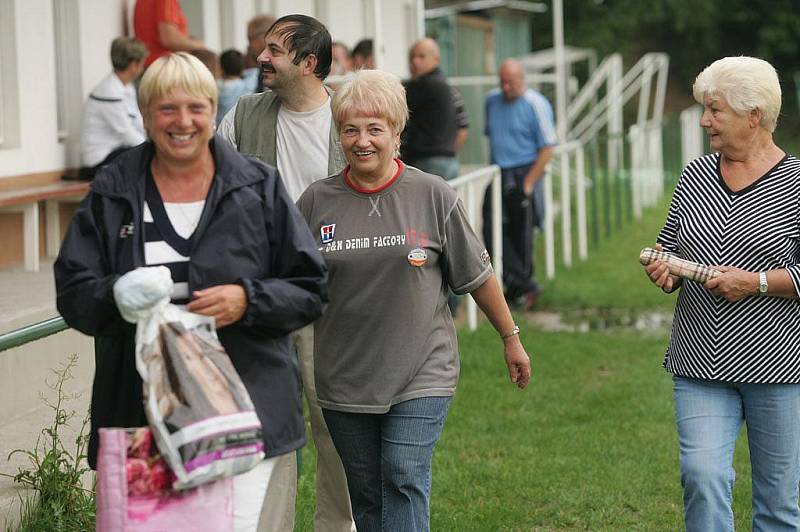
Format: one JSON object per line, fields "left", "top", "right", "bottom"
{"left": 680, "top": 105, "right": 704, "bottom": 167}
{"left": 542, "top": 141, "right": 588, "bottom": 279}
{"left": 448, "top": 165, "right": 502, "bottom": 331}
{"left": 568, "top": 53, "right": 669, "bottom": 142}
{"left": 567, "top": 53, "right": 669, "bottom": 222}
{"left": 448, "top": 73, "right": 559, "bottom": 87}
{"left": 629, "top": 122, "right": 664, "bottom": 218}
{"left": 444, "top": 50, "right": 673, "bottom": 291}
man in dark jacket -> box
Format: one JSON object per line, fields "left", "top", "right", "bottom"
{"left": 54, "top": 137, "right": 327, "bottom": 478}
{"left": 402, "top": 37, "right": 468, "bottom": 181}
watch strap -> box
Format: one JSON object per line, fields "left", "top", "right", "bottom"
{"left": 758, "top": 271, "right": 768, "bottom": 295}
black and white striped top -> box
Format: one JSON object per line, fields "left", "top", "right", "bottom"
{"left": 658, "top": 153, "right": 800, "bottom": 383}
{"left": 143, "top": 173, "right": 205, "bottom": 305}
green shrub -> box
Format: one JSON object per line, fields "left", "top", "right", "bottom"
{"left": 3, "top": 354, "right": 95, "bottom": 531}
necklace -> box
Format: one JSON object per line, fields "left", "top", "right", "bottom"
{"left": 166, "top": 200, "right": 205, "bottom": 235}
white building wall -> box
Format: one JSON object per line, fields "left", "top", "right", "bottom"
{"left": 376, "top": 0, "right": 416, "bottom": 77}
{"left": 270, "top": 0, "right": 316, "bottom": 17}
{"left": 0, "top": 0, "right": 419, "bottom": 181}
{"left": 323, "top": 0, "right": 366, "bottom": 48}
{"left": 2, "top": 0, "right": 65, "bottom": 176}
{"left": 79, "top": 1, "right": 128, "bottom": 101}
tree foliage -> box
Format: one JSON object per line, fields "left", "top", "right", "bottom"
{"left": 533, "top": 0, "right": 800, "bottom": 119}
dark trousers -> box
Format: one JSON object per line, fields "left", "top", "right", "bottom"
{"left": 482, "top": 164, "right": 540, "bottom": 299}
{"left": 78, "top": 146, "right": 130, "bottom": 180}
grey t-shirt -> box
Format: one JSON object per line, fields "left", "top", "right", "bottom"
{"left": 296, "top": 163, "right": 493, "bottom": 413}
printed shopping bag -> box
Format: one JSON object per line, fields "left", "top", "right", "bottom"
{"left": 95, "top": 427, "right": 234, "bottom": 532}
{"left": 135, "top": 303, "right": 264, "bottom": 489}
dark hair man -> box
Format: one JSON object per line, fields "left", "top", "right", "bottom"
{"left": 220, "top": 48, "right": 244, "bottom": 77}
{"left": 351, "top": 38, "right": 374, "bottom": 69}
{"left": 217, "top": 49, "right": 251, "bottom": 125}
{"left": 217, "top": 14, "right": 354, "bottom": 532}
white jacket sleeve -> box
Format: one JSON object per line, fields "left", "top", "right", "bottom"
{"left": 216, "top": 104, "right": 238, "bottom": 148}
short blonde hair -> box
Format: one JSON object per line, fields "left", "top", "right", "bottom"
{"left": 692, "top": 56, "right": 781, "bottom": 132}
{"left": 331, "top": 69, "right": 408, "bottom": 134}
{"left": 138, "top": 52, "right": 218, "bottom": 113}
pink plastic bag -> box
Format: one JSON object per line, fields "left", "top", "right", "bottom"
{"left": 96, "top": 427, "right": 233, "bottom": 532}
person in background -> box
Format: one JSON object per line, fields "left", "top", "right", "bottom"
{"left": 217, "top": 15, "right": 355, "bottom": 532}
{"left": 403, "top": 37, "right": 470, "bottom": 316}
{"left": 351, "top": 38, "right": 374, "bottom": 69}
{"left": 243, "top": 13, "right": 276, "bottom": 92}
{"left": 483, "top": 58, "right": 556, "bottom": 311}
{"left": 297, "top": 69, "right": 532, "bottom": 532}
{"left": 217, "top": 49, "right": 252, "bottom": 125}
{"left": 330, "top": 41, "right": 353, "bottom": 76}
{"left": 403, "top": 37, "right": 465, "bottom": 180}
{"left": 644, "top": 56, "right": 800, "bottom": 531}
{"left": 56, "top": 52, "right": 327, "bottom": 531}
{"left": 451, "top": 86, "right": 469, "bottom": 155}
{"left": 79, "top": 37, "right": 148, "bottom": 181}
{"left": 190, "top": 48, "right": 220, "bottom": 79}
{"left": 133, "top": 0, "right": 204, "bottom": 68}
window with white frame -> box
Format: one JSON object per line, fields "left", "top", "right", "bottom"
{"left": 52, "top": 0, "right": 82, "bottom": 142}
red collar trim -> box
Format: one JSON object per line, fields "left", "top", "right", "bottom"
{"left": 343, "top": 159, "right": 404, "bottom": 194}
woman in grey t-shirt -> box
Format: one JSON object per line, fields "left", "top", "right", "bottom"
{"left": 297, "top": 69, "right": 532, "bottom": 532}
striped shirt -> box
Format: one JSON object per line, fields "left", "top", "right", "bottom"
{"left": 143, "top": 173, "right": 205, "bottom": 304}
{"left": 658, "top": 153, "right": 800, "bottom": 383}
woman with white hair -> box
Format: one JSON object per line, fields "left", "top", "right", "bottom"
{"left": 297, "top": 69, "right": 531, "bottom": 532}
{"left": 644, "top": 56, "right": 800, "bottom": 530}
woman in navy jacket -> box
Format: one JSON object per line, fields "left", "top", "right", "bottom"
{"left": 54, "top": 53, "right": 326, "bottom": 529}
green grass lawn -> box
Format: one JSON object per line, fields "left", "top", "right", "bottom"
{"left": 294, "top": 197, "right": 757, "bottom": 531}
{"left": 535, "top": 195, "right": 677, "bottom": 313}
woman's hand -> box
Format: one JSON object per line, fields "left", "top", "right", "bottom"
{"left": 643, "top": 244, "right": 681, "bottom": 293}
{"left": 504, "top": 337, "right": 531, "bottom": 389}
{"left": 705, "top": 266, "right": 758, "bottom": 302}
{"left": 187, "top": 284, "right": 248, "bottom": 328}
{"left": 470, "top": 275, "right": 532, "bottom": 389}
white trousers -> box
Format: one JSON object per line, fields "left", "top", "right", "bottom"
{"left": 232, "top": 457, "right": 276, "bottom": 531}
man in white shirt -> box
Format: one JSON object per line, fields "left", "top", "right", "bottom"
{"left": 217, "top": 14, "right": 353, "bottom": 532}
{"left": 79, "top": 37, "right": 148, "bottom": 180}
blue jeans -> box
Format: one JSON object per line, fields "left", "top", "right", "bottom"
{"left": 407, "top": 156, "right": 459, "bottom": 181}
{"left": 673, "top": 376, "right": 800, "bottom": 531}
{"left": 322, "top": 396, "right": 452, "bottom": 532}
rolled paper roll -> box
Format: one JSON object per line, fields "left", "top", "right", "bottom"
{"left": 639, "top": 247, "right": 722, "bottom": 283}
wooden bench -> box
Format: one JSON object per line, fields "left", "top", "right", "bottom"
{"left": 0, "top": 180, "right": 90, "bottom": 272}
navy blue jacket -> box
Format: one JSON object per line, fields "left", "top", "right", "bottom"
{"left": 55, "top": 136, "right": 327, "bottom": 468}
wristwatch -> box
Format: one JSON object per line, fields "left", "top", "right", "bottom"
{"left": 758, "top": 271, "right": 768, "bottom": 296}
